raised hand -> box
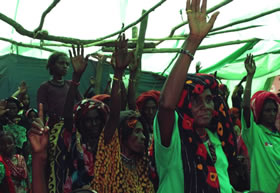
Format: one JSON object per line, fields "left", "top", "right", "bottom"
{"left": 112, "top": 33, "right": 134, "bottom": 73}
{"left": 186, "top": 0, "right": 219, "bottom": 40}
{"left": 129, "top": 52, "right": 139, "bottom": 75}
{"left": 244, "top": 54, "right": 256, "bottom": 75}
{"left": 69, "top": 44, "right": 89, "bottom": 76}
{"left": 19, "top": 81, "right": 27, "bottom": 94}
{"left": 27, "top": 103, "right": 49, "bottom": 158}
{"left": 89, "top": 76, "right": 96, "bottom": 86}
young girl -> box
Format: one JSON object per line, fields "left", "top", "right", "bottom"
{"left": 0, "top": 131, "right": 28, "bottom": 193}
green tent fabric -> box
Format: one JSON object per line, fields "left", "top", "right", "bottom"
{"left": 0, "top": 54, "right": 164, "bottom": 108}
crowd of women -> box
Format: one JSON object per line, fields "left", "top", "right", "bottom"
{"left": 0, "top": 0, "right": 280, "bottom": 193}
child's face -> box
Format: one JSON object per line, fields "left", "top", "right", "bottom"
{"left": 0, "top": 135, "right": 15, "bottom": 157}
{"left": 53, "top": 55, "right": 69, "bottom": 76}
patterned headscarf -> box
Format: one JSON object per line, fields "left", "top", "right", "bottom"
{"left": 64, "top": 99, "right": 110, "bottom": 193}
{"left": 136, "top": 90, "right": 160, "bottom": 113}
{"left": 176, "top": 73, "right": 237, "bottom": 193}
{"left": 250, "top": 90, "right": 280, "bottom": 124}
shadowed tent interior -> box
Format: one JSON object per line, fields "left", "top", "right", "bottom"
{"left": 0, "top": 0, "right": 279, "bottom": 107}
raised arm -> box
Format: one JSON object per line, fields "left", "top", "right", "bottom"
{"left": 120, "top": 79, "right": 127, "bottom": 110}
{"left": 103, "top": 78, "right": 112, "bottom": 94}
{"left": 104, "top": 34, "right": 133, "bottom": 144}
{"left": 63, "top": 45, "right": 89, "bottom": 131}
{"left": 83, "top": 76, "right": 96, "bottom": 98}
{"left": 28, "top": 104, "right": 49, "bottom": 193}
{"left": 242, "top": 54, "right": 256, "bottom": 128}
{"left": 232, "top": 75, "right": 246, "bottom": 99}
{"left": 158, "top": 0, "right": 219, "bottom": 147}
{"left": 127, "top": 53, "right": 138, "bottom": 111}
{"left": 12, "top": 81, "right": 27, "bottom": 98}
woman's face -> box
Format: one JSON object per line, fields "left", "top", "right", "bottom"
{"left": 81, "top": 109, "right": 103, "bottom": 140}
{"left": 190, "top": 88, "right": 214, "bottom": 128}
{"left": 260, "top": 100, "right": 278, "bottom": 128}
{"left": 53, "top": 55, "right": 69, "bottom": 76}
{"left": 142, "top": 99, "right": 157, "bottom": 124}
{"left": 0, "top": 135, "right": 15, "bottom": 157}
{"left": 126, "top": 121, "right": 146, "bottom": 154}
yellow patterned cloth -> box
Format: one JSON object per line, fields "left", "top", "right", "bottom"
{"left": 91, "top": 128, "right": 154, "bottom": 193}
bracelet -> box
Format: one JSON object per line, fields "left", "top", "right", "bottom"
{"left": 70, "top": 80, "right": 80, "bottom": 86}
{"left": 179, "top": 49, "right": 194, "bottom": 60}
{"left": 113, "top": 76, "right": 122, "bottom": 81}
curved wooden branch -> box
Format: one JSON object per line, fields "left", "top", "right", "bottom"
{"left": 0, "top": 12, "right": 91, "bottom": 44}
{"left": 0, "top": 0, "right": 166, "bottom": 45}
{"left": 208, "top": 25, "right": 262, "bottom": 36}
{"left": 0, "top": 37, "right": 56, "bottom": 52}
{"left": 102, "top": 38, "right": 260, "bottom": 53}
{"left": 211, "top": 7, "right": 280, "bottom": 32}
{"left": 34, "top": 0, "right": 60, "bottom": 33}
{"left": 42, "top": 40, "right": 156, "bottom": 49}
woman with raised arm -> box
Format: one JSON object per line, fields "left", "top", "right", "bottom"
{"left": 241, "top": 54, "right": 280, "bottom": 193}
{"left": 154, "top": 0, "right": 242, "bottom": 192}
{"left": 90, "top": 34, "right": 154, "bottom": 193}
{"left": 29, "top": 45, "right": 105, "bottom": 193}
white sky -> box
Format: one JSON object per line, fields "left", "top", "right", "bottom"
{"left": 0, "top": 0, "right": 279, "bottom": 77}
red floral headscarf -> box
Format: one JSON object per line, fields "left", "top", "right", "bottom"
{"left": 250, "top": 90, "right": 280, "bottom": 124}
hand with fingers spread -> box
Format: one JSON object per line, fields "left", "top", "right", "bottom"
{"left": 69, "top": 44, "right": 89, "bottom": 80}
{"left": 186, "top": 0, "right": 219, "bottom": 40}
{"left": 112, "top": 33, "right": 134, "bottom": 74}
{"left": 19, "top": 81, "right": 27, "bottom": 94}
{"left": 28, "top": 103, "right": 49, "bottom": 158}
{"left": 245, "top": 54, "right": 256, "bottom": 76}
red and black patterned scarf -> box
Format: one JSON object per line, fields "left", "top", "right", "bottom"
{"left": 176, "top": 73, "right": 237, "bottom": 193}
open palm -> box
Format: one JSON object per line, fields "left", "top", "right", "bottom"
{"left": 69, "top": 44, "right": 89, "bottom": 75}
{"left": 112, "top": 34, "right": 133, "bottom": 71}
{"left": 186, "top": 0, "right": 219, "bottom": 39}
{"left": 245, "top": 54, "right": 256, "bottom": 75}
